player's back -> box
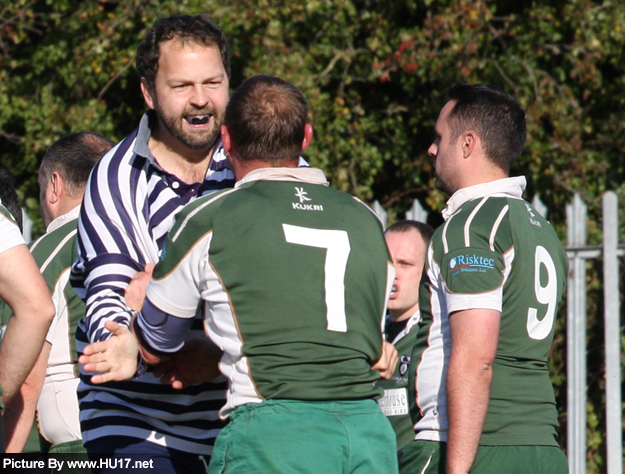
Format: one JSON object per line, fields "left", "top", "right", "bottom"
{"left": 162, "top": 175, "right": 393, "bottom": 409}
{"left": 209, "top": 179, "right": 391, "bottom": 401}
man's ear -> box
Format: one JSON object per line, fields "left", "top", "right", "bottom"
{"left": 47, "top": 171, "right": 64, "bottom": 204}
{"left": 140, "top": 78, "right": 156, "bottom": 110}
{"left": 301, "top": 124, "right": 313, "bottom": 152}
{"left": 461, "top": 131, "right": 477, "bottom": 159}
{"left": 220, "top": 125, "right": 232, "bottom": 156}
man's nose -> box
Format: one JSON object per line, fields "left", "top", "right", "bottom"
{"left": 190, "top": 85, "right": 209, "bottom": 108}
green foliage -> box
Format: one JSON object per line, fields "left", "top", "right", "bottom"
{"left": 0, "top": 2, "right": 622, "bottom": 470}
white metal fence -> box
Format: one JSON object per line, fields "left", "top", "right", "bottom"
{"left": 374, "top": 191, "right": 623, "bottom": 474}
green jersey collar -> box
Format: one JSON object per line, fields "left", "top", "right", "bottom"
{"left": 442, "top": 176, "right": 526, "bottom": 221}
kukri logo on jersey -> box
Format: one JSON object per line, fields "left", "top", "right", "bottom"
{"left": 292, "top": 187, "right": 324, "bottom": 211}
{"left": 525, "top": 203, "right": 542, "bottom": 228}
{"left": 449, "top": 254, "right": 495, "bottom": 275}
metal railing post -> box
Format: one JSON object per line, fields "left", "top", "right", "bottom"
{"left": 566, "top": 193, "right": 588, "bottom": 474}
{"left": 602, "top": 192, "right": 623, "bottom": 474}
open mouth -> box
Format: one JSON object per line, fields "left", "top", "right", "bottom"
{"left": 185, "top": 114, "right": 211, "bottom": 125}
{"left": 390, "top": 285, "right": 398, "bottom": 298}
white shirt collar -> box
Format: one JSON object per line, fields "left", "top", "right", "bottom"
{"left": 47, "top": 205, "right": 81, "bottom": 233}
{"left": 235, "top": 167, "right": 329, "bottom": 188}
{"left": 442, "top": 176, "right": 526, "bottom": 221}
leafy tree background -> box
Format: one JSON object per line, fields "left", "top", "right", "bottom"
{"left": 0, "top": 0, "right": 623, "bottom": 471}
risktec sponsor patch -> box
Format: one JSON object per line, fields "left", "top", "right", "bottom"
{"left": 448, "top": 253, "right": 495, "bottom": 275}
{"left": 442, "top": 248, "right": 503, "bottom": 293}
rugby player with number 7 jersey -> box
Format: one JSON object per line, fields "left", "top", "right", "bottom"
{"left": 400, "top": 84, "right": 568, "bottom": 474}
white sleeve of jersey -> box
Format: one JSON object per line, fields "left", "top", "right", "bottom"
{"left": 145, "top": 233, "right": 213, "bottom": 319}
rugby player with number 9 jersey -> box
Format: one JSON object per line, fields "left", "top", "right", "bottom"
{"left": 400, "top": 84, "right": 569, "bottom": 474}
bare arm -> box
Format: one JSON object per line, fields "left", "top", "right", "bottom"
{"left": 0, "top": 244, "right": 54, "bottom": 406}
{"left": 3, "top": 342, "right": 50, "bottom": 452}
{"left": 446, "top": 309, "right": 500, "bottom": 474}
{"left": 79, "top": 298, "right": 210, "bottom": 387}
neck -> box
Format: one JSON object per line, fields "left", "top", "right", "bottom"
{"left": 455, "top": 161, "right": 508, "bottom": 193}
{"left": 233, "top": 158, "right": 299, "bottom": 181}
{"left": 51, "top": 199, "right": 81, "bottom": 225}
{"left": 389, "top": 309, "right": 416, "bottom": 323}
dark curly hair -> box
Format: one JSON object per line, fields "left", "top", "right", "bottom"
{"left": 136, "top": 15, "right": 230, "bottom": 88}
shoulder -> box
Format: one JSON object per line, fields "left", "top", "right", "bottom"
{"left": 0, "top": 204, "right": 18, "bottom": 227}
{"left": 29, "top": 219, "right": 78, "bottom": 266}
{"left": 438, "top": 195, "right": 517, "bottom": 255}
{"left": 0, "top": 205, "right": 24, "bottom": 254}
{"left": 84, "top": 129, "right": 152, "bottom": 213}
{"left": 505, "top": 198, "right": 568, "bottom": 265}
{"left": 90, "top": 129, "right": 143, "bottom": 182}
{"left": 169, "top": 187, "right": 239, "bottom": 243}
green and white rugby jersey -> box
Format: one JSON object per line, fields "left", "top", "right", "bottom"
{"left": 146, "top": 167, "right": 394, "bottom": 417}
{"left": 414, "top": 177, "right": 567, "bottom": 447}
{"left": 377, "top": 312, "right": 420, "bottom": 450}
{"left": 28, "top": 207, "right": 85, "bottom": 445}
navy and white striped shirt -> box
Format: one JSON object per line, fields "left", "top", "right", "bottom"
{"left": 71, "top": 112, "right": 233, "bottom": 455}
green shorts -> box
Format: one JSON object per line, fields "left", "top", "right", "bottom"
{"left": 208, "top": 399, "right": 398, "bottom": 474}
{"left": 399, "top": 440, "right": 445, "bottom": 474}
{"left": 471, "top": 445, "right": 568, "bottom": 474}
{"left": 48, "top": 439, "right": 87, "bottom": 454}
{"left": 399, "top": 440, "right": 567, "bottom": 474}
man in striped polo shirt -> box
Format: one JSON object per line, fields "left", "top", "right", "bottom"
{"left": 70, "top": 15, "right": 235, "bottom": 473}
{"left": 400, "top": 84, "right": 568, "bottom": 474}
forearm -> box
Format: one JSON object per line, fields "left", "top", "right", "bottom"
{"left": 446, "top": 354, "right": 493, "bottom": 474}
{"left": 77, "top": 254, "right": 144, "bottom": 343}
{"left": 0, "top": 245, "right": 54, "bottom": 405}
{"left": 4, "top": 342, "right": 50, "bottom": 452}
{"left": 445, "top": 308, "right": 500, "bottom": 474}
{"left": 0, "top": 316, "right": 50, "bottom": 407}
{"left": 133, "top": 298, "right": 192, "bottom": 365}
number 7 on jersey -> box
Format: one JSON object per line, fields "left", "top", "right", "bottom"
{"left": 283, "top": 224, "right": 350, "bottom": 332}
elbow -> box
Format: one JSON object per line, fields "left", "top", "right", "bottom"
{"left": 43, "top": 301, "right": 55, "bottom": 323}
{"left": 479, "top": 360, "right": 494, "bottom": 381}
{"left": 38, "top": 299, "right": 55, "bottom": 327}
{"left": 480, "top": 358, "right": 494, "bottom": 372}
{"left": 449, "top": 352, "right": 495, "bottom": 381}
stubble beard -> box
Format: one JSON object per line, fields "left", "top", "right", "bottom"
{"left": 434, "top": 176, "right": 448, "bottom": 194}
{"left": 433, "top": 160, "right": 454, "bottom": 196}
{"left": 154, "top": 98, "right": 224, "bottom": 151}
